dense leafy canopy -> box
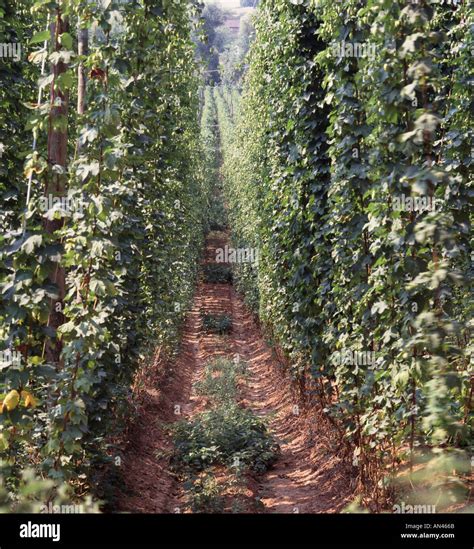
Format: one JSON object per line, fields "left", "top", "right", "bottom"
{"left": 0, "top": 0, "right": 471, "bottom": 512}
{"left": 222, "top": 0, "right": 472, "bottom": 507}
{"left": 1, "top": 0, "right": 208, "bottom": 498}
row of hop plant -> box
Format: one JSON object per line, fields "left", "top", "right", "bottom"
{"left": 200, "top": 86, "right": 229, "bottom": 232}
{"left": 0, "top": 0, "right": 208, "bottom": 504}
{"left": 220, "top": 0, "right": 472, "bottom": 510}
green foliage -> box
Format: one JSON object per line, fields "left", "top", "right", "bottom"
{"left": 195, "top": 357, "right": 247, "bottom": 403}
{"left": 170, "top": 356, "right": 278, "bottom": 512}
{"left": 0, "top": 465, "right": 99, "bottom": 513}
{"left": 184, "top": 470, "right": 228, "bottom": 514}
{"left": 0, "top": 0, "right": 39, "bottom": 312}
{"left": 213, "top": 85, "right": 262, "bottom": 311}
{"left": 0, "top": 0, "right": 208, "bottom": 504}
{"left": 172, "top": 404, "right": 278, "bottom": 474}
{"left": 0, "top": 0, "right": 471, "bottom": 515}
{"left": 221, "top": 0, "right": 473, "bottom": 506}
{"left": 392, "top": 448, "right": 471, "bottom": 513}
{"left": 201, "top": 313, "right": 233, "bottom": 335}
{"left": 209, "top": 200, "right": 228, "bottom": 232}
{"left": 201, "top": 86, "right": 228, "bottom": 232}
{"left": 202, "top": 264, "right": 233, "bottom": 284}
{"left": 171, "top": 357, "right": 277, "bottom": 475}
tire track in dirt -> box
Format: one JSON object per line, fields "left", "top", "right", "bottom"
{"left": 231, "top": 287, "right": 356, "bottom": 513}
{"left": 116, "top": 300, "right": 201, "bottom": 513}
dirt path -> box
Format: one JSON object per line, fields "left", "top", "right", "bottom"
{"left": 117, "top": 232, "right": 355, "bottom": 513}
{"left": 115, "top": 298, "right": 201, "bottom": 513}
{"left": 231, "top": 288, "right": 354, "bottom": 513}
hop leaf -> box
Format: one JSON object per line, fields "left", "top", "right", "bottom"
{"left": 0, "top": 433, "right": 8, "bottom": 451}
{"left": 1, "top": 390, "right": 20, "bottom": 412}
{"left": 21, "top": 390, "right": 37, "bottom": 409}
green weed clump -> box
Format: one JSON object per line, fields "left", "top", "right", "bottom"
{"left": 170, "top": 356, "right": 278, "bottom": 512}
{"left": 171, "top": 403, "right": 278, "bottom": 475}
{"left": 208, "top": 199, "right": 228, "bottom": 232}
{"left": 201, "top": 313, "right": 233, "bottom": 335}
{"left": 202, "top": 264, "right": 233, "bottom": 284}
{"left": 195, "top": 357, "right": 247, "bottom": 403}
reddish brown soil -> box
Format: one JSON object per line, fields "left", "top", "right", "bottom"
{"left": 117, "top": 232, "right": 355, "bottom": 513}
{"left": 115, "top": 312, "right": 200, "bottom": 513}
{"left": 232, "top": 289, "right": 355, "bottom": 512}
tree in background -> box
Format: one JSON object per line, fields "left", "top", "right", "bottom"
{"left": 195, "top": 2, "right": 256, "bottom": 86}
{"left": 195, "top": 3, "right": 229, "bottom": 84}
{"left": 220, "top": 14, "right": 255, "bottom": 88}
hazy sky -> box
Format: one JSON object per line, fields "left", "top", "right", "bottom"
{"left": 205, "top": 0, "right": 243, "bottom": 8}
